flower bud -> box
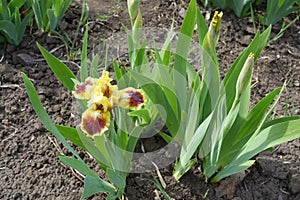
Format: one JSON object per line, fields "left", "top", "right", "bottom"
{"left": 207, "top": 11, "right": 223, "bottom": 44}
{"left": 236, "top": 53, "right": 254, "bottom": 98}
{"left": 211, "top": 11, "right": 223, "bottom": 34}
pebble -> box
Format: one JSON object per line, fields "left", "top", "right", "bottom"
{"left": 241, "top": 35, "right": 252, "bottom": 46}
{"left": 245, "top": 26, "right": 255, "bottom": 34}
{"left": 16, "top": 53, "right": 36, "bottom": 66}
{"left": 52, "top": 105, "right": 61, "bottom": 112}
{"left": 179, "top": 8, "right": 186, "bottom": 19}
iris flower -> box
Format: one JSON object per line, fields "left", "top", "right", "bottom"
{"left": 72, "top": 71, "right": 146, "bottom": 137}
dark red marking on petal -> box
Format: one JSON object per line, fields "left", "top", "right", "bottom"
{"left": 129, "top": 91, "right": 144, "bottom": 107}
{"left": 103, "top": 84, "right": 110, "bottom": 98}
{"left": 82, "top": 115, "right": 106, "bottom": 136}
{"left": 97, "top": 117, "right": 107, "bottom": 130}
{"left": 75, "top": 80, "right": 93, "bottom": 94}
{"left": 76, "top": 84, "right": 87, "bottom": 94}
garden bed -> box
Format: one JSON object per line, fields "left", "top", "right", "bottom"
{"left": 0, "top": 0, "right": 299, "bottom": 199}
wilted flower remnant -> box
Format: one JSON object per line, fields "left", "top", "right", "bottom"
{"left": 73, "top": 71, "right": 146, "bottom": 137}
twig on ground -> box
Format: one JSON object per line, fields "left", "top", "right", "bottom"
{"left": 46, "top": 135, "right": 85, "bottom": 182}
{"left": 0, "top": 84, "right": 20, "bottom": 89}
{"left": 152, "top": 161, "right": 166, "bottom": 189}
{"left": 0, "top": 55, "right": 4, "bottom": 62}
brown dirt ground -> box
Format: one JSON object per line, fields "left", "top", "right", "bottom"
{"left": 0, "top": 0, "right": 299, "bottom": 199}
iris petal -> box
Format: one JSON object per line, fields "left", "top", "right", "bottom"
{"left": 72, "top": 77, "right": 97, "bottom": 100}
{"left": 94, "top": 71, "right": 117, "bottom": 98}
{"left": 81, "top": 109, "right": 110, "bottom": 137}
{"left": 113, "top": 87, "right": 146, "bottom": 109}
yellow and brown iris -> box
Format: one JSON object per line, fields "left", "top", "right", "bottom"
{"left": 72, "top": 71, "right": 146, "bottom": 137}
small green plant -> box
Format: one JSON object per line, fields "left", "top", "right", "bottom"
{"left": 199, "top": 0, "right": 254, "bottom": 17}
{"left": 0, "top": 0, "right": 31, "bottom": 45}
{"left": 22, "top": 25, "right": 147, "bottom": 199}
{"left": 123, "top": 0, "right": 300, "bottom": 182}
{"left": 258, "top": 0, "right": 300, "bottom": 25}
{"left": 52, "top": 0, "right": 89, "bottom": 60}
{"left": 28, "top": 0, "right": 71, "bottom": 33}
{"left": 200, "top": 0, "right": 300, "bottom": 26}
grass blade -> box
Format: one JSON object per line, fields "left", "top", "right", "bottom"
{"left": 37, "top": 42, "right": 77, "bottom": 91}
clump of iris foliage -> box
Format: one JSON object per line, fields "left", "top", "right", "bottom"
{"left": 0, "top": 0, "right": 71, "bottom": 45}
{"left": 199, "top": 0, "right": 300, "bottom": 24}
{"left": 22, "top": 0, "right": 300, "bottom": 199}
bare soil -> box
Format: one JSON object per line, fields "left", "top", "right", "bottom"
{"left": 1, "top": 0, "right": 299, "bottom": 199}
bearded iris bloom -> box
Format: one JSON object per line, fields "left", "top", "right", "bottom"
{"left": 112, "top": 87, "right": 146, "bottom": 110}
{"left": 73, "top": 71, "right": 146, "bottom": 137}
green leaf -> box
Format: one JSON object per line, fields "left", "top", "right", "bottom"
{"left": 56, "top": 125, "right": 87, "bottom": 151}
{"left": 232, "top": 118, "right": 300, "bottom": 167}
{"left": 31, "top": 0, "right": 44, "bottom": 30}
{"left": 129, "top": 71, "right": 179, "bottom": 135}
{"left": 77, "top": 131, "right": 109, "bottom": 168}
{"left": 232, "top": 0, "right": 253, "bottom": 17}
{"left": 173, "top": 158, "right": 197, "bottom": 180}
{"left": 21, "top": 72, "right": 82, "bottom": 161}
{"left": 173, "top": 113, "right": 212, "bottom": 180}
{"left": 47, "top": 9, "right": 56, "bottom": 33}
{"left": 55, "top": 0, "right": 71, "bottom": 24}
{"left": 262, "top": 116, "right": 300, "bottom": 129}
{"left": 37, "top": 42, "right": 77, "bottom": 91}
{"left": 94, "top": 135, "right": 111, "bottom": 165}
{"left": 113, "top": 60, "right": 125, "bottom": 81}
{"left": 158, "top": 131, "right": 173, "bottom": 143}
{"left": 90, "top": 53, "right": 100, "bottom": 78}
{"left": 211, "top": 160, "right": 255, "bottom": 182}
{"left": 107, "top": 168, "right": 126, "bottom": 189}
{"left": 1, "top": 0, "right": 10, "bottom": 20}
{"left": 214, "top": 118, "right": 300, "bottom": 182}
{"left": 127, "top": 0, "right": 140, "bottom": 26}
{"left": 80, "top": 24, "right": 89, "bottom": 81}
{"left": 153, "top": 176, "right": 172, "bottom": 200}
{"left": 128, "top": 109, "right": 151, "bottom": 124}
{"left": 196, "top": 7, "right": 208, "bottom": 45}
{"left": 217, "top": 87, "right": 281, "bottom": 166}
{"left": 173, "top": 0, "right": 197, "bottom": 107}
{"left": 8, "top": 0, "right": 27, "bottom": 12}
{"left": 58, "top": 155, "right": 98, "bottom": 178}
{"left": 262, "top": 0, "right": 300, "bottom": 25}
{"left": 18, "top": 13, "right": 31, "bottom": 45}
{"left": 0, "top": 20, "right": 17, "bottom": 44}
{"left": 81, "top": 175, "right": 116, "bottom": 200}
{"left": 159, "top": 21, "right": 174, "bottom": 66}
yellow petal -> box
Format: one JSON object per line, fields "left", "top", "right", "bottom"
{"left": 72, "top": 77, "right": 97, "bottom": 100}
{"left": 89, "top": 96, "right": 112, "bottom": 113}
{"left": 113, "top": 87, "right": 146, "bottom": 110}
{"left": 81, "top": 109, "right": 110, "bottom": 137}
{"left": 94, "top": 71, "right": 117, "bottom": 98}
